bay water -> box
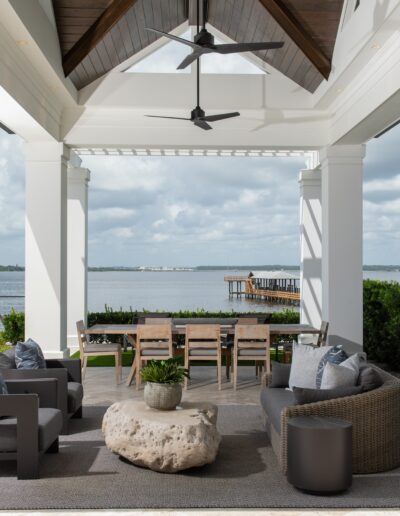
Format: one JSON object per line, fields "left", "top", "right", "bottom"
{"left": 1, "top": 269, "right": 399, "bottom": 316}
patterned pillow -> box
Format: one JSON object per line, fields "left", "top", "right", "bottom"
{"left": 289, "top": 343, "right": 334, "bottom": 390}
{"left": 316, "top": 346, "right": 348, "bottom": 388}
{"left": 15, "top": 339, "right": 46, "bottom": 369}
{"left": 0, "top": 373, "right": 8, "bottom": 394}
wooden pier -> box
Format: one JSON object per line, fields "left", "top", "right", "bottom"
{"left": 224, "top": 272, "right": 300, "bottom": 305}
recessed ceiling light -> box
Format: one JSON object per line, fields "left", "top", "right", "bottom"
{"left": 16, "top": 39, "right": 29, "bottom": 46}
{"left": 336, "top": 88, "right": 343, "bottom": 94}
{"left": 371, "top": 43, "right": 381, "bottom": 49}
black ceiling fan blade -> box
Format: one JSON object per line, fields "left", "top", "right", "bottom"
{"left": 145, "top": 28, "right": 202, "bottom": 50}
{"left": 214, "top": 42, "right": 284, "bottom": 54}
{"left": 177, "top": 51, "right": 204, "bottom": 70}
{"left": 145, "top": 115, "right": 191, "bottom": 120}
{"left": 202, "top": 112, "right": 240, "bottom": 122}
{"left": 194, "top": 119, "right": 212, "bottom": 130}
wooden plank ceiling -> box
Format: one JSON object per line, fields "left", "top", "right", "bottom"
{"left": 52, "top": 0, "right": 344, "bottom": 92}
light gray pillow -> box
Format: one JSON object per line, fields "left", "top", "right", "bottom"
{"left": 289, "top": 343, "right": 334, "bottom": 390}
{"left": 320, "top": 361, "right": 358, "bottom": 389}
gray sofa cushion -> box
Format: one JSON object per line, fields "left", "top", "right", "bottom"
{"left": 15, "top": 339, "right": 46, "bottom": 369}
{"left": 260, "top": 387, "right": 295, "bottom": 434}
{"left": 67, "top": 382, "right": 83, "bottom": 414}
{"left": 270, "top": 361, "right": 291, "bottom": 388}
{"left": 358, "top": 366, "right": 383, "bottom": 392}
{"left": 293, "top": 385, "right": 363, "bottom": 405}
{"left": 0, "top": 407, "right": 62, "bottom": 452}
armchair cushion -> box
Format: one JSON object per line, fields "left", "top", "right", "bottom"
{"left": 0, "top": 408, "right": 62, "bottom": 452}
{"left": 4, "top": 347, "right": 16, "bottom": 368}
{"left": 293, "top": 385, "right": 363, "bottom": 405}
{"left": 15, "top": 339, "right": 46, "bottom": 369}
{"left": 269, "top": 361, "right": 291, "bottom": 388}
{"left": 67, "top": 382, "right": 83, "bottom": 413}
{"left": 260, "top": 386, "right": 295, "bottom": 434}
{"left": 0, "top": 351, "right": 14, "bottom": 370}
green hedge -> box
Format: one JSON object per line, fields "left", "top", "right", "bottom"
{"left": 363, "top": 280, "right": 400, "bottom": 370}
{"left": 0, "top": 308, "right": 25, "bottom": 346}
{"left": 87, "top": 306, "right": 300, "bottom": 326}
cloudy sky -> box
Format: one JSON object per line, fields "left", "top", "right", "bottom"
{"left": 0, "top": 34, "right": 399, "bottom": 267}
{"left": 1, "top": 124, "right": 399, "bottom": 267}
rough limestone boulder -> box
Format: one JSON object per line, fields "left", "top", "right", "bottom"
{"left": 102, "top": 400, "right": 221, "bottom": 472}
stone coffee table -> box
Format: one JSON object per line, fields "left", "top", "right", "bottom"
{"left": 102, "top": 400, "right": 221, "bottom": 473}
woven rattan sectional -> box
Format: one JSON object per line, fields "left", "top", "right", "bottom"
{"left": 261, "top": 365, "right": 400, "bottom": 475}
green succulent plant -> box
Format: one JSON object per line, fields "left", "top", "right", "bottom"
{"left": 140, "top": 359, "right": 189, "bottom": 384}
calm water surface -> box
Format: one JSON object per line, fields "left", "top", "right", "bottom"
{"left": 1, "top": 269, "right": 399, "bottom": 316}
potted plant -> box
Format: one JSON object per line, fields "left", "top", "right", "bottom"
{"left": 141, "top": 359, "right": 189, "bottom": 410}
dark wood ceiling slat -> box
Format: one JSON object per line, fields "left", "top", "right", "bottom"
{"left": 87, "top": 47, "right": 106, "bottom": 74}
{"left": 134, "top": 1, "right": 151, "bottom": 47}
{"left": 102, "top": 31, "right": 120, "bottom": 67}
{"left": 236, "top": 0, "right": 256, "bottom": 42}
{"left": 62, "top": 0, "right": 139, "bottom": 76}
{"left": 160, "top": 0, "right": 172, "bottom": 32}
{"left": 142, "top": 1, "right": 156, "bottom": 44}
{"left": 95, "top": 38, "right": 113, "bottom": 69}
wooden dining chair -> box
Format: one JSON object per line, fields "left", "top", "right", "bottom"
{"left": 128, "top": 324, "right": 173, "bottom": 389}
{"left": 184, "top": 325, "right": 222, "bottom": 390}
{"left": 76, "top": 320, "right": 122, "bottom": 383}
{"left": 233, "top": 324, "right": 270, "bottom": 390}
{"left": 144, "top": 318, "right": 172, "bottom": 324}
{"left": 316, "top": 320, "right": 329, "bottom": 347}
{"left": 226, "top": 317, "right": 259, "bottom": 378}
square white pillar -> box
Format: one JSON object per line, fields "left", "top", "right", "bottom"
{"left": 299, "top": 168, "right": 322, "bottom": 332}
{"left": 24, "top": 142, "right": 69, "bottom": 358}
{"left": 320, "top": 145, "right": 365, "bottom": 351}
{"left": 67, "top": 160, "right": 90, "bottom": 353}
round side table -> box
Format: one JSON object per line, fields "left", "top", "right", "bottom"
{"left": 287, "top": 416, "right": 352, "bottom": 494}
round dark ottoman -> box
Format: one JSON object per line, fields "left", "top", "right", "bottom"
{"left": 287, "top": 416, "right": 352, "bottom": 494}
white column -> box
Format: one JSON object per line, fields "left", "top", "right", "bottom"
{"left": 299, "top": 168, "right": 322, "bottom": 334}
{"left": 67, "top": 156, "right": 90, "bottom": 352}
{"left": 24, "top": 142, "right": 69, "bottom": 358}
{"left": 320, "top": 145, "right": 365, "bottom": 351}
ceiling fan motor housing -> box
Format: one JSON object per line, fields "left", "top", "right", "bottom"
{"left": 194, "top": 28, "right": 214, "bottom": 47}
{"left": 191, "top": 106, "right": 206, "bottom": 120}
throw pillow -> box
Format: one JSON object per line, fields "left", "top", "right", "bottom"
{"left": 270, "top": 361, "right": 291, "bottom": 388}
{"left": 289, "top": 343, "right": 334, "bottom": 390}
{"left": 316, "top": 346, "right": 348, "bottom": 388}
{"left": 357, "top": 366, "right": 383, "bottom": 392}
{"left": 0, "top": 352, "right": 13, "bottom": 369}
{"left": 293, "top": 385, "right": 363, "bottom": 405}
{"left": 340, "top": 353, "right": 363, "bottom": 374}
{"left": 320, "top": 361, "right": 358, "bottom": 389}
{"left": 15, "top": 338, "right": 46, "bottom": 369}
{"left": 0, "top": 373, "right": 8, "bottom": 394}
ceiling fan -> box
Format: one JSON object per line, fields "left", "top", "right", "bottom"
{"left": 145, "top": 59, "right": 240, "bottom": 130}
{"left": 145, "top": 0, "right": 284, "bottom": 70}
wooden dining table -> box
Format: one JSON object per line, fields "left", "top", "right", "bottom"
{"left": 86, "top": 322, "right": 320, "bottom": 386}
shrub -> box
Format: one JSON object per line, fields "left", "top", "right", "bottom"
{"left": 363, "top": 280, "right": 400, "bottom": 370}
{"left": 140, "top": 359, "right": 189, "bottom": 384}
{"left": 0, "top": 308, "right": 25, "bottom": 345}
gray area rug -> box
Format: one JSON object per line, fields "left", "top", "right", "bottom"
{"left": 0, "top": 404, "right": 399, "bottom": 510}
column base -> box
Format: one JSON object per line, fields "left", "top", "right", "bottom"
{"left": 44, "top": 349, "right": 70, "bottom": 359}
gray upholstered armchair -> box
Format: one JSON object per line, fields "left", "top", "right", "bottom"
{"left": 0, "top": 377, "right": 63, "bottom": 479}
{"left": 1, "top": 358, "right": 83, "bottom": 434}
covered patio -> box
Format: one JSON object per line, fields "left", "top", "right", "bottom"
{"left": 1, "top": 0, "right": 400, "bottom": 511}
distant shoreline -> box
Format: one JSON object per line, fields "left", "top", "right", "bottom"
{"left": 1, "top": 265, "right": 400, "bottom": 272}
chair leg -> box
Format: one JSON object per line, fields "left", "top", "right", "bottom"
{"left": 135, "top": 355, "right": 141, "bottom": 390}
{"left": 72, "top": 406, "right": 83, "bottom": 419}
{"left": 225, "top": 349, "right": 231, "bottom": 380}
{"left": 233, "top": 351, "right": 238, "bottom": 391}
{"left": 17, "top": 450, "right": 39, "bottom": 480}
{"left": 217, "top": 355, "right": 222, "bottom": 390}
{"left": 82, "top": 356, "right": 88, "bottom": 380}
{"left": 119, "top": 351, "right": 123, "bottom": 383}
{"left": 126, "top": 353, "right": 136, "bottom": 386}
{"left": 184, "top": 352, "right": 189, "bottom": 390}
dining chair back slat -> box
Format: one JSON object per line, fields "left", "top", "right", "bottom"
{"left": 233, "top": 324, "right": 270, "bottom": 390}
{"left": 184, "top": 324, "right": 222, "bottom": 390}
{"left": 316, "top": 320, "right": 329, "bottom": 347}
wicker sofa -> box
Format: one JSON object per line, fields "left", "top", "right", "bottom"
{"left": 260, "top": 364, "right": 400, "bottom": 475}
